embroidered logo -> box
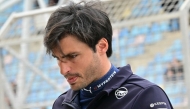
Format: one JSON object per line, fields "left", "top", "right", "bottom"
{"left": 82, "top": 87, "right": 92, "bottom": 94}
{"left": 115, "top": 87, "right": 128, "bottom": 99}
{"left": 82, "top": 71, "right": 117, "bottom": 94}
{"left": 150, "top": 102, "right": 167, "bottom": 108}
{"left": 96, "top": 71, "right": 116, "bottom": 89}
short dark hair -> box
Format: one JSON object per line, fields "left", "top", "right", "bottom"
{"left": 44, "top": 1, "right": 113, "bottom": 57}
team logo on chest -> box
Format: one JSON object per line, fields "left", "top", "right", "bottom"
{"left": 115, "top": 87, "right": 128, "bottom": 99}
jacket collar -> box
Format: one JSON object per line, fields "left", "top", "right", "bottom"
{"left": 87, "top": 64, "right": 134, "bottom": 109}
{"left": 62, "top": 64, "right": 133, "bottom": 103}
{"left": 62, "top": 89, "right": 79, "bottom": 103}
{"left": 103, "top": 64, "right": 133, "bottom": 94}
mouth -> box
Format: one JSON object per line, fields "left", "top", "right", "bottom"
{"left": 67, "top": 76, "right": 78, "bottom": 85}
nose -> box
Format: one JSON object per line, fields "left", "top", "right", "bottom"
{"left": 58, "top": 61, "right": 71, "bottom": 76}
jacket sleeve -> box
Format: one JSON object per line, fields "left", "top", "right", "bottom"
{"left": 132, "top": 85, "right": 174, "bottom": 109}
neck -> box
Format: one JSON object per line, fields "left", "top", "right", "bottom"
{"left": 79, "top": 64, "right": 118, "bottom": 109}
{"left": 80, "top": 64, "right": 118, "bottom": 95}
{"left": 96, "top": 57, "right": 111, "bottom": 81}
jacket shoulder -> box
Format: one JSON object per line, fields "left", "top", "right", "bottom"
{"left": 127, "top": 74, "right": 156, "bottom": 89}
{"left": 126, "top": 74, "right": 173, "bottom": 108}
{"left": 52, "top": 90, "right": 68, "bottom": 109}
{"left": 132, "top": 85, "right": 173, "bottom": 109}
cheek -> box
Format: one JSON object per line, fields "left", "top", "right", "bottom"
{"left": 74, "top": 55, "right": 92, "bottom": 69}
{"left": 74, "top": 63, "right": 89, "bottom": 75}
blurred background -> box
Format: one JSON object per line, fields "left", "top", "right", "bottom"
{"left": 0, "top": 0, "right": 190, "bottom": 109}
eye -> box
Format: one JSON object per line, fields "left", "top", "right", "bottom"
{"left": 65, "top": 54, "right": 78, "bottom": 60}
{"left": 67, "top": 54, "right": 78, "bottom": 59}
{"left": 58, "top": 53, "right": 79, "bottom": 61}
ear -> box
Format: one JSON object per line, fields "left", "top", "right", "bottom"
{"left": 96, "top": 38, "right": 108, "bottom": 55}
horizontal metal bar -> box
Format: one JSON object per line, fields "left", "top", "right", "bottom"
{"left": 112, "top": 12, "right": 180, "bottom": 29}
{"left": 0, "top": 36, "right": 43, "bottom": 47}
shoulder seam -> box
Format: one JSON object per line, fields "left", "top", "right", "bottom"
{"left": 131, "top": 85, "right": 158, "bottom": 108}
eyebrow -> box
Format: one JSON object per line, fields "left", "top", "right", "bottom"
{"left": 52, "top": 52, "right": 78, "bottom": 58}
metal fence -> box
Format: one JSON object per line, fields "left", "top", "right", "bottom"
{"left": 0, "top": 0, "right": 190, "bottom": 109}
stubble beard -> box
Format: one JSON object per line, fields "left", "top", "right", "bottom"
{"left": 71, "top": 53, "right": 101, "bottom": 91}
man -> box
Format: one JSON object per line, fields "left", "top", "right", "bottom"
{"left": 44, "top": 1, "right": 173, "bottom": 109}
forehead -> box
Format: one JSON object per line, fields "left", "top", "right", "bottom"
{"left": 52, "top": 35, "right": 89, "bottom": 56}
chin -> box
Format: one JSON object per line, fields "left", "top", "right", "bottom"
{"left": 70, "top": 81, "right": 89, "bottom": 91}
{"left": 70, "top": 85, "right": 82, "bottom": 91}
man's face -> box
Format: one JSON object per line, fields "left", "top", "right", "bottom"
{"left": 52, "top": 35, "right": 102, "bottom": 91}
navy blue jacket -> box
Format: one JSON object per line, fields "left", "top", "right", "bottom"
{"left": 53, "top": 65, "right": 173, "bottom": 109}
